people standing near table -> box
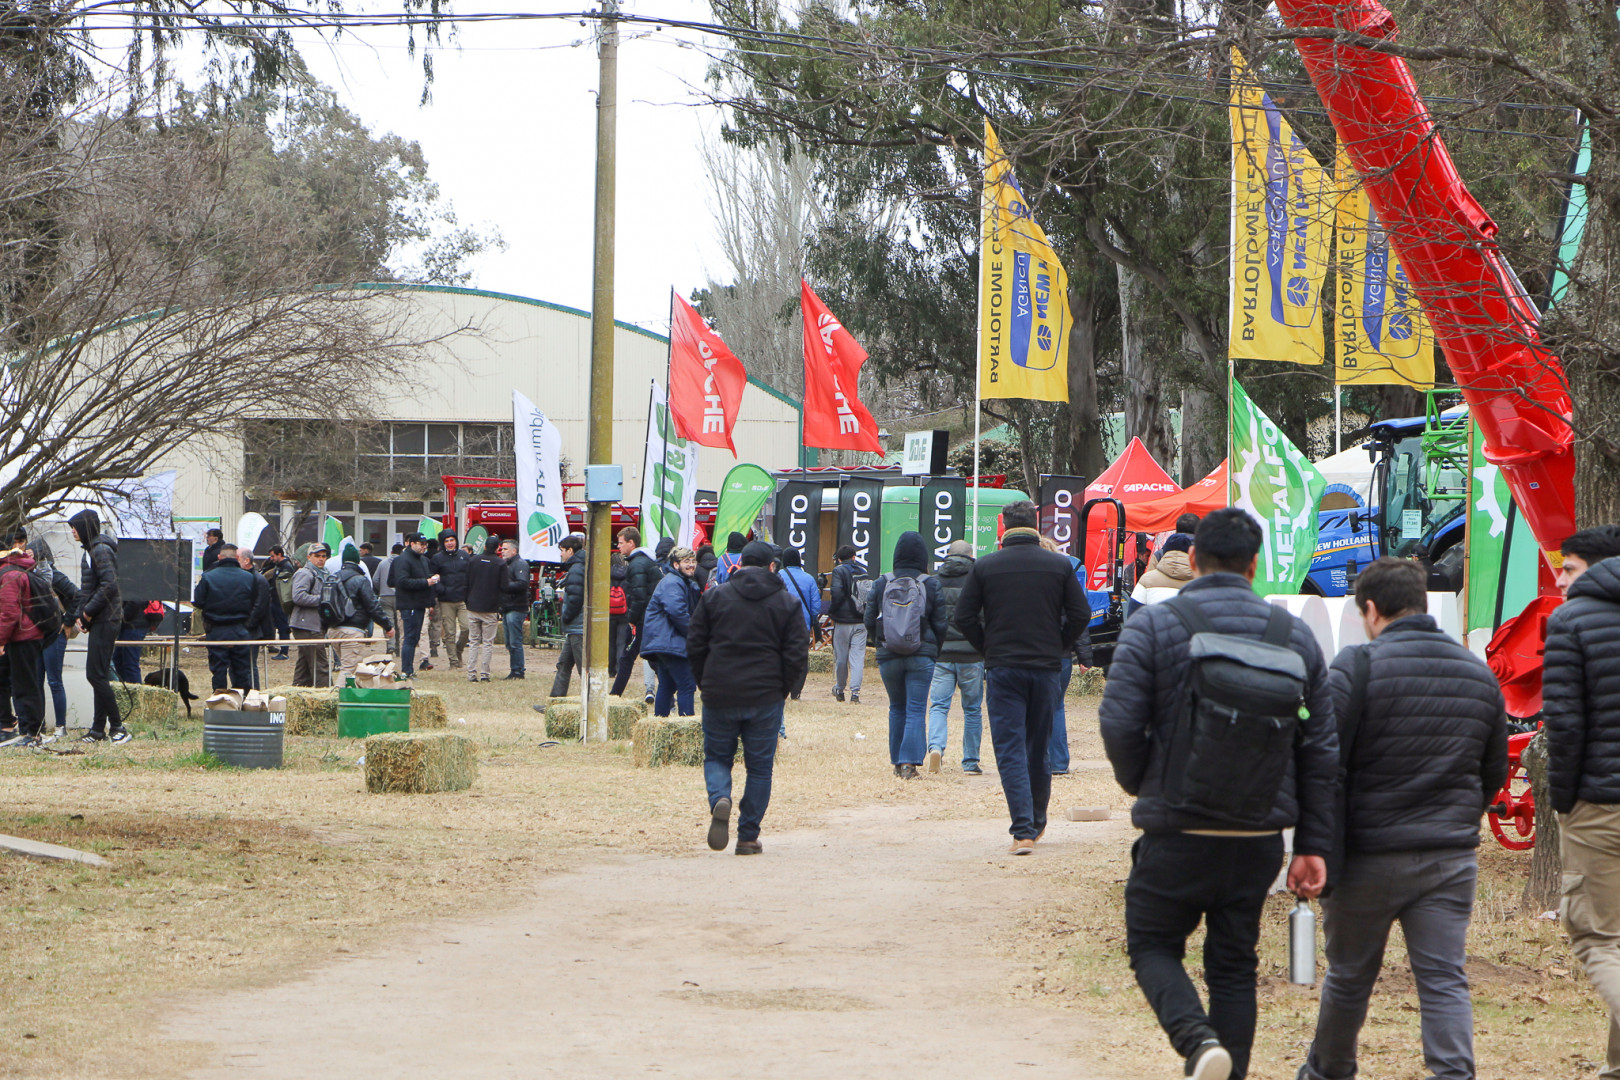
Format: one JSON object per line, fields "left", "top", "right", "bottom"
{"left": 464, "top": 537, "right": 504, "bottom": 683}
{"left": 68, "top": 510, "right": 128, "bottom": 743}
{"left": 500, "top": 539, "right": 530, "bottom": 679}
{"left": 549, "top": 535, "right": 587, "bottom": 697}
{"left": 194, "top": 543, "right": 256, "bottom": 691}
{"left": 0, "top": 530, "right": 48, "bottom": 748}
{"left": 238, "top": 548, "right": 277, "bottom": 689}
{"left": 372, "top": 543, "right": 402, "bottom": 657}
{"left": 330, "top": 548, "right": 392, "bottom": 684}
{"left": 642, "top": 546, "right": 702, "bottom": 717}
{"left": 865, "top": 532, "right": 947, "bottom": 780}
{"left": 391, "top": 533, "right": 439, "bottom": 680}
{"left": 289, "top": 544, "right": 335, "bottom": 688}
{"left": 28, "top": 539, "right": 78, "bottom": 740}
{"left": 262, "top": 545, "right": 296, "bottom": 659}
{"left": 828, "top": 545, "right": 868, "bottom": 704}
{"left": 926, "top": 540, "right": 984, "bottom": 775}
{"left": 201, "top": 528, "right": 224, "bottom": 573}
{"left": 430, "top": 530, "right": 472, "bottom": 669}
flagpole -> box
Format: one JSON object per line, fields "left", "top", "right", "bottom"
{"left": 1334, "top": 384, "right": 1342, "bottom": 454}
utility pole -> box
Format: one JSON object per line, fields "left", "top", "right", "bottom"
{"left": 582, "top": 0, "right": 618, "bottom": 744}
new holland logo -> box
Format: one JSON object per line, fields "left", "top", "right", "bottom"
{"left": 527, "top": 511, "right": 564, "bottom": 549}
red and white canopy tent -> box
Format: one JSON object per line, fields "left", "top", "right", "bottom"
{"left": 1122, "top": 459, "right": 1228, "bottom": 534}
{"left": 1081, "top": 438, "right": 1180, "bottom": 588}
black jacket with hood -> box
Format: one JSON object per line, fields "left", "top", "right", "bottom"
{"left": 465, "top": 549, "right": 507, "bottom": 614}
{"left": 688, "top": 561, "right": 810, "bottom": 707}
{"left": 68, "top": 510, "right": 120, "bottom": 624}
{"left": 952, "top": 528, "right": 1088, "bottom": 670}
{"left": 1545, "top": 556, "right": 1620, "bottom": 812}
{"left": 430, "top": 534, "right": 472, "bottom": 603}
{"left": 392, "top": 547, "right": 436, "bottom": 611}
{"left": 828, "top": 559, "right": 869, "bottom": 624}
{"left": 933, "top": 553, "right": 981, "bottom": 663}
{"left": 863, "top": 532, "right": 948, "bottom": 662}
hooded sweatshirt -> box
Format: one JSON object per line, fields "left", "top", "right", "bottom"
{"left": 28, "top": 540, "right": 81, "bottom": 625}
{"left": 0, "top": 549, "right": 43, "bottom": 643}
{"left": 863, "top": 531, "right": 948, "bottom": 661}
{"left": 687, "top": 560, "right": 810, "bottom": 706}
{"left": 68, "top": 509, "right": 120, "bottom": 623}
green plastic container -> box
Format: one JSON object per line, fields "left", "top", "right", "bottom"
{"left": 338, "top": 683, "right": 411, "bottom": 707}
{"left": 337, "top": 704, "right": 410, "bottom": 739}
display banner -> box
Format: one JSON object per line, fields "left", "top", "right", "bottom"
{"left": 837, "top": 477, "right": 884, "bottom": 573}
{"left": 801, "top": 281, "right": 883, "bottom": 453}
{"left": 978, "top": 121, "right": 1072, "bottom": 402}
{"left": 513, "top": 390, "right": 566, "bottom": 562}
{"left": 1466, "top": 420, "right": 1541, "bottom": 634}
{"left": 1229, "top": 377, "right": 1327, "bottom": 595}
{"left": 668, "top": 292, "right": 747, "bottom": 453}
{"left": 714, "top": 463, "right": 776, "bottom": 544}
{"left": 1038, "top": 475, "right": 1088, "bottom": 558}
{"left": 1229, "top": 48, "right": 1329, "bottom": 366}
{"left": 774, "top": 480, "right": 822, "bottom": 576}
{"left": 1334, "top": 142, "right": 1434, "bottom": 387}
{"left": 919, "top": 477, "right": 968, "bottom": 568}
{"left": 639, "top": 380, "right": 699, "bottom": 550}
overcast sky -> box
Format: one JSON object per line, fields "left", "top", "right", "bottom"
{"left": 291, "top": 0, "right": 727, "bottom": 333}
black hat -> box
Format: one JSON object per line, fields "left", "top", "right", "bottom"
{"left": 405, "top": 532, "right": 426, "bottom": 543}
{"left": 740, "top": 540, "right": 776, "bottom": 567}
{"left": 727, "top": 531, "right": 747, "bottom": 553}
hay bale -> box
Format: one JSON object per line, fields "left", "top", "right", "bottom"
{"left": 807, "top": 647, "right": 863, "bottom": 675}
{"left": 545, "top": 700, "right": 645, "bottom": 740}
{"left": 113, "top": 683, "right": 184, "bottom": 731}
{"left": 264, "top": 685, "right": 340, "bottom": 737}
{"left": 1072, "top": 667, "right": 1107, "bottom": 696}
{"left": 544, "top": 702, "right": 580, "bottom": 740}
{"left": 410, "top": 690, "right": 448, "bottom": 730}
{"left": 363, "top": 732, "right": 477, "bottom": 793}
{"left": 632, "top": 718, "right": 705, "bottom": 767}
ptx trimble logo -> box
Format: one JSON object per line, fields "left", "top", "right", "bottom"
{"left": 527, "top": 511, "right": 563, "bottom": 549}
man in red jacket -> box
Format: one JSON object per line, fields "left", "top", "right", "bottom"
{"left": 0, "top": 530, "right": 48, "bottom": 748}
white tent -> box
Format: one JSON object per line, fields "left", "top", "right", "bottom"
{"left": 1314, "top": 443, "right": 1378, "bottom": 508}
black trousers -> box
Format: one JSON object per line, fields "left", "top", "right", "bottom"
{"left": 609, "top": 621, "right": 642, "bottom": 697}
{"left": 5, "top": 639, "right": 44, "bottom": 736}
{"left": 1124, "top": 831, "right": 1285, "bottom": 1079}
{"left": 205, "top": 622, "right": 253, "bottom": 691}
{"left": 85, "top": 617, "right": 123, "bottom": 735}
{"left": 550, "top": 632, "right": 583, "bottom": 698}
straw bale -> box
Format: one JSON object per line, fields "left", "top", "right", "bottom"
{"left": 632, "top": 718, "right": 705, "bottom": 767}
{"left": 1072, "top": 667, "right": 1107, "bottom": 697}
{"left": 544, "top": 703, "right": 580, "bottom": 741}
{"left": 410, "top": 690, "right": 448, "bottom": 730}
{"left": 543, "top": 700, "right": 645, "bottom": 740}
{"left": 363, "top": 732, "right": 477, "bottom": 794}
{"left": 264, "top": 685, "right": 340, "bottom": 737}
{"left": 113, "top": 683, "right": 184, "bottom": 732}
{"left": 807, "top": 647, "right": 864, "bottom": 675}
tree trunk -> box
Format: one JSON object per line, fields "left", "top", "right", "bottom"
{"left": 1521, "top": 731, "right": 1564, "bottom": 914}
{"left": 1117, "top": 262, "right": 1176, "bottom": 468}
{"left": 1065, "top": 280, "right": 1108, "bottom": 480}
{"left": 1012, "top": 401, "right": 1041, "bottom": 497}
{"left": 1180, "top": 383, "right": 1224, "bottom": 485}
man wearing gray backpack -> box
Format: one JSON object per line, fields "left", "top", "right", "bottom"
{"left": 864, "top": 532, "right": 946, "bottom": 779}
{"left": 1100, "top": 508, "right": 1337, "bottom": 1080}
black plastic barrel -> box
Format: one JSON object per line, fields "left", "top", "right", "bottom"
{"left": 202, "top": 708, "right": 285, "bottom": 769}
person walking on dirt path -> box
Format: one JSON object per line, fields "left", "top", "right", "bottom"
{"left": 642, "top": 546, "right": 702, "bottom": 717}
{"left": 431, "top": 530, "right": 472, "bottom": 669}
{"left": 464, "top": 537, "right": 504, "bottom": 683}
{"left": 1544, "top": 523, "right": 1620, "bottom": 1079}
{"left": 392, "top": 533, "right": 439, "bottom": 679}
{"left": 952, "top": 501, "right": 1086, "bottom": 845}
{"left": 689, "top": 540, "right": 808, "bottom": 855}
{"left": 610, "top": 528, "right": 659, "bottom": 701}
{"left": 828, "top": 545, "right": 869, "bottom": 704}
{"left": 0, "top": 530, "right": 48, "bottom": 748}
{"left": 926, "top": 539, "right": 984, "bottom": 775}
{"left": 500, "top": 539, "right": 530, "bottom": 679}
{"left": 549, "top": 535, "right": 586, "bottom": 697}
{"left": 1298, "top": 557, "right": 1506, "bottom": 1080}
{"left": 289, "top": 544, "right": 335, "bottom": 688}
{"left": 69, "top": 509, "right": 129, "bottom": 743}
{"left": 194, "top": 543, "right": 258, "bottom": 691}
{"left": 777, "top": 547, "right": 821, "bottom": 700}
{"left": 865, "top": 531, "right": 946, "bottom": 780}
{"left": 1099, "top": 508, "right": 1337, "bottom": 1080}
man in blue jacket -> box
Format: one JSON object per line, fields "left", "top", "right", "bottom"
{"left": 194, "top": 543, "right": 258, "bottom": 690}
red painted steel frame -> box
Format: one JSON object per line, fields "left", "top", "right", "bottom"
{"left": 1273, "top": 0, "right": 1577, "bottom": 548}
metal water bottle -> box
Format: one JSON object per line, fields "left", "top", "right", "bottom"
{"left": 1289, "top": 899, "right": 1317, "bottom": 985}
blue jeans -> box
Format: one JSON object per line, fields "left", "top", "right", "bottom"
{"left": 42, "top": 631, "right": 66, "bottom": 727}
{"left": 703, "top": 702, "right": 783, "bottom": 843}
{"left": 503, "top": 610, "right": 526, "bottom": 675}
{"left": 878, "top": 654, "right": 933, "bottom": 766}
{"left": 651, "top": 655, "right": 695, "bottom": 717}
{"left": 927, "top": 660, "right": 985, "bottom": 767}
{"left": 985, "top": 665, "right": 1060, "bottom": 839}
{"left": 1049, "top": 655, "right": 1074, "bottom": 773}
{"left": 399, "top": 608, "right": 427, "bottom": 676}
{"left": 114, "top": 624, "right": 148, "bottom": 683}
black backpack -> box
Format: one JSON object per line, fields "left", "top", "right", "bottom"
{"left": 1161, "top": 596, "right": 1310, "bottom": 829}
{"left": 317, "top": 570, "right": 355, "bottom": 629}
{"left": 4, "top": 565, "right": 63, "bottom": 639}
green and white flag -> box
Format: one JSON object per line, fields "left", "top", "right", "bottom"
{"left": 322, "top": 516, "right": 343, "bottom": 557}
{"left": 1465, "top": 421, "right": 1540, "bottom": 634}
{"left": 640, "top": 380, "right": 698, "bottom": 550}
{"left": 513, "top": 390, "right": 566, "bottom": 562}
{"left": 1229, "top": 378, "right": 1326, "bottom": 595}
{"left": 714, "top": 463, "right": 776, "bottom": 544}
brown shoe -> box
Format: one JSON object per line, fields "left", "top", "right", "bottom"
{"left": 1009, "top": 838, "right": 1035, "bottom": 855}
{"left": 926, "top": 749, "right": 942, "bottom": 774}
{"left": 1034, "top": 828, "right": 1045, "bottom": 842}
{"left": 736, "top": 840, "right": 763, "bottom": 855}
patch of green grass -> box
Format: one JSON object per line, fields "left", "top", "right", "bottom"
{"left": 157, "top": 750, "right": 237, "bottom": 771}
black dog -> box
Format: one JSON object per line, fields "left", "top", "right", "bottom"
{"left": 145, "top": 667, "right": 198, "bottom": 717}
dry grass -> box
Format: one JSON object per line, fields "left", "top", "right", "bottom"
{"left": 0, "top": 646, "right": 1608, "bottom": 1078}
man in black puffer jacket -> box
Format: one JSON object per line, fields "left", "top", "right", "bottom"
{"left": 610, "top": 527, "right": 661, "bottom": 699}
{"left": 430, "top": 531, "right": 472, "bottom": 669}
{"left": 1544, "top": 524, "right": 1620, "bottom": 1078}
{"left": 1300, "top": 558, "right": 1506, "bottom": 1080}
{"left": 1099, "top": 508, "right": 1335, "bottom": 1080}
{"left": 69, "top": 509, "right": 129, "bottom": 742}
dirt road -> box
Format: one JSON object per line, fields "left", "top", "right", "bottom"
{"left": 166, "top": 804, "right": 1121, "bottom": 1078}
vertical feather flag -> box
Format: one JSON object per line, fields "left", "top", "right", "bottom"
{"left": 667, "top": 292, "right": 748, "bottom": 454}
{"left": 800, "top": 281, "right": 883, "bottom": 454}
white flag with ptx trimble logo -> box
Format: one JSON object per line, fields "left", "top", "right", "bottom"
{"left": 641, "top": 380, "right": 698, "bottom": 549}
{"left": 1229, "top": 378, "right": 1326, "bottom": 595}
{"left": 513, "top": 390, "right": 566, "bottom": 563}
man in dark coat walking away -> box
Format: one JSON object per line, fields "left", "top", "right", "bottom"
{"left": 1099, "top": 508, "right": 1336, "bottom": 1080}
{"left": 865, "top": 532, "right": 947, "bottom": 779}
{"left": 1544, "top": 523, "right": 1620, "bottom": 1077}
{"left": 688, "top": 540, "right": 809, "bottom": 855}
{"left": 69, "top": 509, "right": 129, "bottom": 743}
{"left": 827, "top": 544, "right": 868, "bottom": 704}
{"left": 610, "top": 527, "right": 660, "bottom": 700}
{"left": 549, "top": 535, "right": 586, "bottom": 697}
{"left": 1299, "top": 557, "right": 1507, "bottom": 1080}
{"left": 953, "top": 500, "right": 1087, "bottom": 844}
{"left": 194, "top": 543, "right": 258, "bottom": 691}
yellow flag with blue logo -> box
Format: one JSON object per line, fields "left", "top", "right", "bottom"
{"left": 1228, "top": 49, "right": 1329, "bottom": 365}
{"left": 978, "top": 121, "right": 1071, "bottom": 402}
{"left": 1333, "top": 142, "right": 1434, "bottom": 387}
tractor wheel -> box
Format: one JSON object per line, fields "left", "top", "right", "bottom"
{"left": 1488, "top": 758, "right": 1536, "bottom": 850}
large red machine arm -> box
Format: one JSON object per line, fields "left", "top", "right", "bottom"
{"left": 1272, "top": 0, "right": 1577, "bottom": 548}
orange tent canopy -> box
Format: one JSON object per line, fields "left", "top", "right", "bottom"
{"left": 1081, "top": 438, "right": 1180, "bottom": 588}
{"left": 1124, "top": 460, "right": 1228, "bottom": 534}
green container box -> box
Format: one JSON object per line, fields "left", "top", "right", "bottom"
{"left": 338, "top": 704, "right": 411, "bottom": 739}
{"left": 339, "top": 683, "right": 412, "bottom": 707}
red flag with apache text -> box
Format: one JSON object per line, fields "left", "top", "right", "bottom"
{"left": 668, "top": 292, "right": 747, "bottom": 454}
{"left": 800, "top": 281, "right": 882, "bottom": 454}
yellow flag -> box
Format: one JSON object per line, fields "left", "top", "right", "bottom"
{"left": 978, "top": 121, "right": 1071, "bottom": 402}
{"left": 1333, "top": 143, "right": 1435, "bottom": 387}
{"left": 1228, "top": 49, "right": 1329, "bottom": 365}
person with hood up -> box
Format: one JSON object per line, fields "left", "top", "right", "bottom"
{"left": 193, "top": 542, "right": 259, "bottom": 690}
{"left": 1126, "top": 532, "right": 1195, "bottom": 621}
{"left": 430, "top": 530, "right": 472, "bottom": 669}
{"left": 68, "top": 509, "right": 129, "bottom": 742}
{"left": 654, "top": 536, "right": 676, "bottom": 578}
{"left": 688, "top": 540, "right": 810, "bottom": 854}
{"left": 777, "top": 547, "right": 821, "bottom": 700}
{"left": 864, "top": 532, "right": 948, "bottom": 779}
{"left": 694, "top": 543, "right": 718, "bottom": 590}
{"left": 641, "top": 546, "right": 703, "bottom": 717}
{"left": 0, "top": 530, "right": 48, "bottom": 747}
{"left": 610, "top": 527, "right": 661, "bottom": 700}
{"left": 27, "top": 539, "right": 79, "bottom": 739}
{"left": 925, "top": 539, "right": 984, "bottom": 774}
{"left": 463, "top": 537, "right": 506, "bottom": 682}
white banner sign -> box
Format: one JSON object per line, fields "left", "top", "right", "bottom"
{"left": 103, "top": 470, "right": 176, "bottom": 539}
{"left": 640, "top": 380, "right": 698, "bottom": 549}
{"left": 513, "top": 390, "right": 566, "bottom": 562}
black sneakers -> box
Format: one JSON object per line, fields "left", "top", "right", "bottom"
{"left": 833, "top": 689, "right": 844, "bottom": 702}
{"left": 707, "top": 797, "right": 732, "bottom": 852}
{"left": 1185, "top": 1040, "right": 1232, "bottom": 1080}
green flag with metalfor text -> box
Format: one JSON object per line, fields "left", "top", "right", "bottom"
{"left": 1228, "top": 378, "right": 1327, "bottom": 595}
